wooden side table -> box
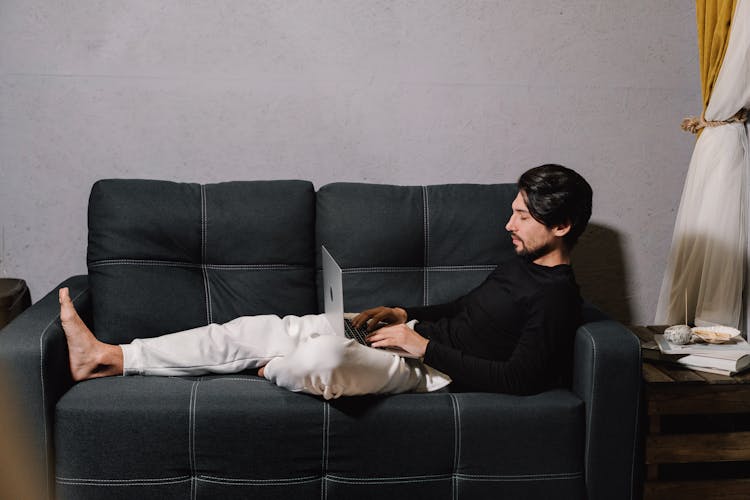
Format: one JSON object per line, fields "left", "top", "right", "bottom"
{"left": 631, "top": 326, "right": 750, "bottom": 499}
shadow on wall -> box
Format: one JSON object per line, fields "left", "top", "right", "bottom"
{"left": 572, "top": 223, "right": 633, "bottom": 324}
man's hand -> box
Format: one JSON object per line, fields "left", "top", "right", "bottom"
{"left": 366, "top": 324, "right": 429, "bottom": 359}
{"left": 351, "top": 306, "right": 408, "bottom": 331}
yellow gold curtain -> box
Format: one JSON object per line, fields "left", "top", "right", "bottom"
{"left": 697, "top": 0, "right": 737, "bottom": 113}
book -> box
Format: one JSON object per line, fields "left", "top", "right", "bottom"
{"left": 648, "top": 335, "right": 750, "bottom": 375}
{"left": 642, "top": 349, "right": 748, "bottom": 376}
{"left": 676, "top": 352, "right": 750, "bottom": 375}
{"left": 680, "top": 365, "right": 735, "bottom": 376}
{"left": 654, "top": 334, "right": 750, "bottom": 355}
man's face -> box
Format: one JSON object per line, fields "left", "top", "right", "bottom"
{"left": 505, "top": 192, "right": 560, "bottom": 260}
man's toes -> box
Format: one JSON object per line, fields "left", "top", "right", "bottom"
{"left": 59, "top": 290, "right": 81, "bottom": 323}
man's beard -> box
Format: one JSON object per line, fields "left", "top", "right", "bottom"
{"left": 512, "top": 236, "right": 554, "bottom": 262}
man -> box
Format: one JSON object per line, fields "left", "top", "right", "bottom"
{"left": 59, "top": 164, "right": 592, "bottom": 398}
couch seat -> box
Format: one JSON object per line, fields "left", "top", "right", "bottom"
{"left": 55, "top": 375, "right": 585, "bottom": 500}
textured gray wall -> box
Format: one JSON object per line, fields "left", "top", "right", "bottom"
{"left": 0, "top": 0, "right": 699, "bottom": 324}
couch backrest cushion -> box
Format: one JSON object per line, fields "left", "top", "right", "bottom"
{"left": 316, "top": 183, "right": 518, "bottom": 311}
{"left": 87, "top": 179, "right": 317, "bottom": 344}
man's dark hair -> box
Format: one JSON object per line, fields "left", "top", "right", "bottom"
{"left": 517, "top": 164, "right": 593, "bottom": 249}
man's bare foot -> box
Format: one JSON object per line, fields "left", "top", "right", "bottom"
{"left": 59, "top": 287, "right": 123, "bottom": 380}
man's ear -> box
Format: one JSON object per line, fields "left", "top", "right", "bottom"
{"left": 552, "top": 221, "right": 572, "bottom": 238}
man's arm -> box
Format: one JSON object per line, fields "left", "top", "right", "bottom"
{"left": 351, "top": 296, "right": 470, "bottom": 331}
{"left": 352, "top": 266, "right": 502, "bottom": 330}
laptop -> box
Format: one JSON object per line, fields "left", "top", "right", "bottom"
{"left": 321, "top": 245, "right": 418, "bottom": 358}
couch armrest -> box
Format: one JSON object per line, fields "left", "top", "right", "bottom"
{"left": 0, "top": 275, "right": 90, "bottom": 500}
{"left": 572, "top": 319, "right": 641, "bottom": 500}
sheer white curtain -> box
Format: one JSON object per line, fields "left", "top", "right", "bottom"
{"left": 655, "top": 0, "right": 750, "bottom": 330}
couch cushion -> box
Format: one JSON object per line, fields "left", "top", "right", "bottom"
{"left": 87, "top": 179, "right": 317, "bottom": 344}
{"left": 315, "top": 183, "right": 518, "bottom": 311}
{"left": 56, "top": 376, "right": 584, "bottom": 500}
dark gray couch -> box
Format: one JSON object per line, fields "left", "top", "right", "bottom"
{"left": 0, "top": 179, "right": 641, "bottom": 500}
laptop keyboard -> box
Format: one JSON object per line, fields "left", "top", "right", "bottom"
{"left": 344, "top": 319, "right": 370, "bottom": 346}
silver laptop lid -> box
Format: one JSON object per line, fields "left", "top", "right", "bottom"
{"left": 321, "top": 245, "right": 419, "bottom": 358}
{"left": 321, "top": 245, "right": 346, "bottom": 337}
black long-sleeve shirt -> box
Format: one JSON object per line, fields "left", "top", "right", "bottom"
{"left": 407, "top": 256, "right": 582, "bottom": 395}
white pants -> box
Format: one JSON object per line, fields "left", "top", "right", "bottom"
{"left": 120, "top": 314, "right": 451, "bottom": 400}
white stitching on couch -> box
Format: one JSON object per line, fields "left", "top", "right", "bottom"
{"left": 425, "top": 266, "right": 497, "bottom": 272}
{"left": 343, "top": 267, "right": 423, "bottom": 274}
{"left": 342, "top": 265, "right": 496, "bottom": 274}
{"left": 422, "top": 186, "right": 430, "bottom": 306}
{"left": 197, "top": 475, "right": 320, "bottom": 486}
{"left": 320, "top": 472, "right": 583, "bottom": 484}
{"left": 88, "top": 259, "right": 203, "bottom": 269}
{"left": 454, "top": 471, "right": 583, "bottom": 482}
{"left": 204, "top": 264, "right": 308, "bottom": 271}
{"left": 578, "top": 325, "right": 597, "bottom": 495}
{"left": 189, "top": 378, "right": 202, "bottom": 500}
{"left": 55, "top": 471, "right": 583, "bottom": 488}
{"left": 200, "top": 185, "right": 207, "bottom": 267}
{"left": 326, "top": 474, "right": 451, "bottom": 485}
{"left": 320, "top": 472, "right": 584, "bottom": 485}
{"left": 326, "top": 471, "right": 583, "bottom": 484}
{"left": 629, "top": 346, "right": 641, "bottom": 500}
{"left": 202, "top": 377, "right": 267, "bottom": 383}
{"left": 56, "top": 476, "right": 192, "bottom": 486}
{"left": 321, "top": 402, "right": 330, "bottom": 500}
{"left": 448, "top": 393, "right": 460, "bottom": 500}
{"left": 89, "top": 259, "right": 308, "bottom": 270}
{"left": 91, "top": 260, "right": 493, "bottom": 273}
{"left": 200, "top": 185, "right": 213, "bottom": 325}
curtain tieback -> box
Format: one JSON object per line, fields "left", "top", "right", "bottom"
{"left": 681, "top": 108, "right": 749, "bottom": 134}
